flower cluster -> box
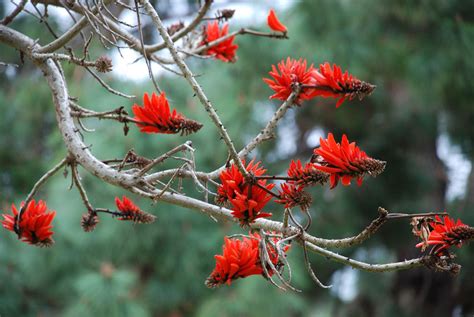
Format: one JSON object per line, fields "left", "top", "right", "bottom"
{"left": 201, "top": 21, "right": 238, "bottom": 63}
{"left": 312, "top": 62, "right": 375, "bottom": 108}
{"left": 415, "top": 215, "right": 474, "bottom": 255}
{"left": 115, "top": 196, "right": 156, "bottom": 224}
{"left": 264, "top": 58, "right": 375, "bottom": 107}
{"left": 287, "top": 159, "right": 329, "bottom": 186}
{"left": 272, "top": 133, "right": 386, "bottom": 211}
{"left": 205, "top": 233, "right": 289, "bottom": 288}
{"left": 263, "top": 57, "right": 317, "bottom": 104}
{"left": 312, "top": 133, "right": 386, "bottom": 189}
{"left": 275, "top": 183, "right": 312, "bottom": 211}
{"left": 1, "top": 200, "right": 56, "bottom": 247}
{"left": 132, "top": 92, "right": 202, "bottom": 135}
{"left": 274, "top": 160, "right": 325, "bottom": 211}
{"left": 216, "top": 160, "right": 274, "bottom": 226}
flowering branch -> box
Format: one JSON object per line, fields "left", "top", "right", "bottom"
{"left": 139, "top": 0, "right": 248, "bottom": 178}
{"left": 144, "top": 87, "right": 302, "bottom": 183}
{"left": 1, "top": 0, "right": 471, "bottom": 292}
{"left": 14, "top": 157, "right": 68, "bottom": 233}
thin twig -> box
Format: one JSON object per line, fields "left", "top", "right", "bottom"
{"left": 84, "top": 66, "right": 135, "bottom": 99}
{"left": 287, "top": 209, "right": 331, "bottom": 288}
{"left": 136, "top": 141, "right": 192, "bottom": 177}
{"left": 1, "top": 0, "right": 27, "bottom": 26}
{"left": 145, "top": 0, "right": 213, "bottom": 53}
{"left": 259, "top": 229, "right": 301, "bottom": 292}
{"left": 31, "top": 2, "right": 59, "bottom": 39}
{"left": 15, "top": 157, "right": 68, "bottom": 233}
{"left": 0, "top": 61, "right": 18, "bottom": 67}
{"left": 134, "top": 0, "right": 161, "bottom": 93}
{"left": 71, "top": 162, "right": 94, "bottom": 212}
{"left": 254, "top": 182, "right": 281, "bottom": 199}
{"left": 37, "top": 0, "right": 115, "bottom": 53}
{"left": 255, "top": 175, "right": 297, "bottom": 181}
{"left": 95, "top": 207, "right": 122, "bottom": 216}
{"left": 208, "top": 88, "right": 301, "bottom": 179}
{"left": 386, "top": 212, "right": 449, "bottom": 219}
{"left": 152, "top": 166, "right": 183, "bottom": 201}
{"left": 189, "top": 28, "right": 287, "bottom": 57}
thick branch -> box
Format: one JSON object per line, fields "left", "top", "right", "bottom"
{"left": 37, "top": 0, "right": 113, "bottom": 53}
{"left": 0, "top": 25, "right": 142, "bottom": 187}
{"left": 304, "top": 242, "right": 425, "bottom": 273}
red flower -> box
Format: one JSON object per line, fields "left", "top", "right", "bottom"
{"left": 115, "top": 196, "right": 156, "bottom": 224}
{"left": 263, "top": 57, "right": 317, "bottom": 104}
{"left": 216, "top": 160, "right": 274, "bottom": 226}
{"left": 312, "top": 133, "right": 386, "bottom": 189}
{"left": 229, "top": 191, "right": 273, "bottom": 226}
{"left": 311, "top": 62, "right": 375, "bottom": 108}
{"left": 416, "top": 215, "right": 474, "bottom": 255}
{"left": 216, "top": 160, "right": 265, "bottom": 203}
{"left": 267, "top": 9, "right": 287, "bottom": 33}
{"left": 132, "top": 92, "right": 202, "bottom": 135}
{"left": 287, "top": 159, "right": 329, "bottom": 187}
{"left": 1, "top": 200, "right": 55, "bottom": 247}
{"left": 275, "top": 183, "right": 312, "bottom": 211}
{"left": 205, "top": 233, "right": 289, "bottom": 288}
{"left": 205, "top": 235, "right": 261, "bottom": 288}
{"left": 201, "top": 21, "right": 238, "bottom": 63}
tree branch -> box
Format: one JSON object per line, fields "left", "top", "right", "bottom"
{"left": 1, "top": 0, "right": 27, "bottom": 26}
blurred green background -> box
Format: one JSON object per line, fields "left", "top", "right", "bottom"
{"left": 1, "top": 0, "right": 474, "bottom": 316}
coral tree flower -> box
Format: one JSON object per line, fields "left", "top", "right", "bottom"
{"left": 267, "top": 9, "right": 287, "bottom": 33}
{"left": 1, "top": 200, "right": 56, "bottom": 247}
{"left": 201, "top": 21, "right": 238, "bottom": 62}
{"left": 311, "top": 62, "right": 375, "bottom": 108}
{"left": 275, "top": 160, "right": 330, "bottom": 211}
{"left": 115, "top": 196, "right": 156, "bottom": 224}
{"left": 275, "top": 183, "right": 312, "bottom": 211}
{"left": 132, "top": 92, "right": 202, "bottom": 135}
{"left": 263, "top": 57, "right": 317, "bottom": 104}
{"left": 416, "top": 215, "right": 474, "bottom": 255}
{"left": 287, "top": 159, "right": 329, "bottom": 187}
{"left": 205, "top": 233, "right": 289, "bottom": 288}
{"left": 312, "top": 133, "right": 386, "bottom": 189}
{"left": 216, "top": 160, "right": 274, "bottom": 226}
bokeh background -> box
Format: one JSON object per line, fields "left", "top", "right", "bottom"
{"left": 1, "top": 0, "right": 474, "bottom": 316}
